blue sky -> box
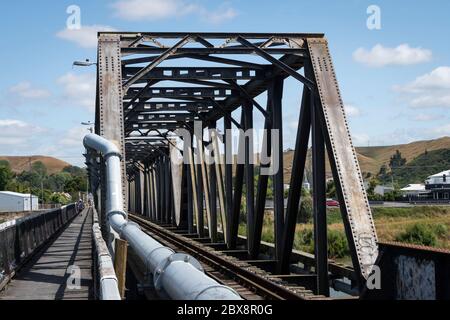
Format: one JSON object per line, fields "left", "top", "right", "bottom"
{"left": 1, "top": 0, "right": 450, "bottom": 167}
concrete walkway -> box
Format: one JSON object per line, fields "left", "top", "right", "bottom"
{"left": 0, "top": 209, "right": 93, "bottom": 300}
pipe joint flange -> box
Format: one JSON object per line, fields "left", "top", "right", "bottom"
{"left": 100, "top": 274, "right": 118, "bottom": 283}
{"left": 145, "top": 247, "right": 175, "bottom": 277}
{"left": 193, "top": 285, "right": 241, "bottom": 300}
{"left": 104, "top": 152, "right": 123, "bottom": 161}
{"left": 106, "top": 210, "right": 127, "bottom": 221}
{"left": 153, "top": 253, "right": 203, "bottom": 291}
{"left": 118, "top": 221, "right": 141, "bottom": 238}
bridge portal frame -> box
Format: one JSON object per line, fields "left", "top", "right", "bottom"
{"left": 92, "top": 32, "right": 378, "bottom": 295}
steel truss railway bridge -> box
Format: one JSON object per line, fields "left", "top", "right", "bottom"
{"left": 1, "top": 32, "right": 449, "bottom": 300}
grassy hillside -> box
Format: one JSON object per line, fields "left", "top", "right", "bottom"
{"left": 2, "top": 136, "right": 448, "bottom": 182}
{"left": 0, "top": 156, "right": 71, "bottom": 174}
{"left": 281, "top": 136, "right": 450, "bottom": 181}
{"left": 356, "top": 136, "right": 450, "bottom": 174}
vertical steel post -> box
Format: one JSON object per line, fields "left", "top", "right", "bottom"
{"left": 307, "top": 38, "right": 378, "bottom": 283}
{"left": 312, "top": 91, "right": 329, "bottom": 296}
{"left": 135, "top": 169, "right": 141, "bottom": 214}
{"left": 165, "top": 156, "right": 171, "bottom": 224}
{"left": 243, "top": 100, "right": 255, "bottom": 254}
{"left": 251, "top": 92, "right": 273, "bottom": 259}
{"left": 208, "top": 122, "right": 218, "bottom": 242}
{"left": 186, "top": 163, "right": 194, "bottom": 233}
{"left": 157, "top": 159, "right": 163, "bottom": 222}
{"left": 271, "top": 77, "right": 285, "bottom": 263}
{"left": 196, "top": 126, "right": 213, "bottom": 240}
{"left": 195, "top": 146, "right": 205, "bottom": 237}
{"left": 230, "top": 111, "right": 246, "bottom": 248}
{"left": 142, "top": 165, "right": 148, "bottom": 217}
{"left": 224, "top": 115, "right": 233, "bottom": 248}
{"left": 96, "top": 34, "right": 127, "bottom": 222}
{"left": 279, "top": 87, "right": 312, "bottom": 273}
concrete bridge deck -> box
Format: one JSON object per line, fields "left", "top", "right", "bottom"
{"left": 0, "top": 209, "right": 93, "bottom": 300}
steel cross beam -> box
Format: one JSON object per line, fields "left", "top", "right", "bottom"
{"left": 124, "top": 87, "right": 238, "bottom": 100}
{"left": 123, "top": 35, "right": 191, "bottom": 91}
{"left": 123, "top": 67, "right": 267, "bottom": 81}
{"left": 124, "top": 101, "right": 213, "bottom": 113}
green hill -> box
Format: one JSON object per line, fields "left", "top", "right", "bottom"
{"left": 379, "top": 148, "right": 450, "bottom": 187}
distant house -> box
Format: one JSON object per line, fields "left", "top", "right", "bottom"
{"left": 374, "top": 185, "right": 394, "bottom": 196}
{"left": 425, "top": 170, "right": 450, "bottom": 200}
{"left": 400, "top": 184, "right": 427, "bottom": 198}
{"left": 363, "top": 181, "right": 394, "bottom": 196}
{"left": 0, "top": 191, "right": 39, "bottom": 212}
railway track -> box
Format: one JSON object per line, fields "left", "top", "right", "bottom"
{"left": 129, "top": 214, "right": 328, "bottom": 300}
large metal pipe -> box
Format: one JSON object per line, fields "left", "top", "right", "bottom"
{"left": 84, "top": 133, "right": 241, "bottom": 300}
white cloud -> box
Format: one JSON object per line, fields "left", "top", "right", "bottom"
{"left": 28, "top": 126, "right": 88, "bottom": 167}
{"left": 353, "top": 44, "right": 432, "bottom": 67}
{"left": 112, "top": 0, "right": 196, "bottom": 20}
{"left": 409, "top": 95, "right": 450, "bottom": 108}
{"left": 8, "top": 82, "right": 50, "bottom": 100}
{"left": 412, "top": 113, "right": 440, "bottom": 122}
{"left": 111, "top": 0, "right": 237, "bottom": 24}
{"left": 395, "top": 66, "right": 450, "bottom": 108}
{"left": 0, "top": 119, "right": 46, "bottom": 146}
{"left": 57, "top": 72, "right": 96, "bottom": 111}
{"left": 432, "top": 124, "right": 450, "bottom": 135}
{"left": 395, "top": 66, "right": 450, "bottom": 93}
{"left": 59, "top": 127, "right": 89, "bottom": 148}
{"left": 352, "top": 133, "right": 370, "bottom": 146}
{"left": 0, "top": 120, "right": 86, "bottom": 166}
{"left": 205, "top": 3, "right": 238, "bottom": 24}
{"left": 56, "top": 24, "right": 116, "bottom": 48}
{"left": 345, "top": 104, "right": 361, "bottom": 117}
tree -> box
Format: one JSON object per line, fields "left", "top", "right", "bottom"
{"left": 0, "top": 160, "right": 11, "bottom": 168}
{"left": 389, "top": 150, "right": 406, "bottom": 169}
{"left": 0, "top": 164, "right": 13, "bottom": 190}
{"left": 17, "top": 170, "right": 41, "bottom": 189}
{"left": 50, "top": 193, "right": 70, "bottom": 205}
{"left": 62, "top": 165, "right": 86, "bottom": 177}
{"left": 326, "top": 180, "right": 336, "bottom": 198}
{"left": 378, "top": 164, "right": 387, "bottom": 176}
{"left": 297, "top": 195, "right": 312, "bottom": 223}
{"left": 32, "top": 161, "right": 47, "bottom": 177}
{"left": 366, "top": 177, "right": 379, "bottom": 197}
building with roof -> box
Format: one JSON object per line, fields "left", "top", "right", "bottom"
{"left": 400, "top": 184, "right": 428, "bottom": 199}
{"left": 0, "top": 191, "right": 39, "bottom": 212}
{"left": 425, "top": 170, "right": 450, "bottom": 200}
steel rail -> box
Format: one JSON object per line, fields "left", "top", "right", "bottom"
{"left": 128, "top": 214, "right": 324, "bottom": 300}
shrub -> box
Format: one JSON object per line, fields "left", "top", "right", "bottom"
{"left": 294, "top": 228, "right": 349, "bottom": 259}
{"left": 297, "top": 196, "right": 313, "bottom": 223}
{"left": 327, "top": 230, "right": 350, "bottom": 259}
{"left": 395, "top": 223, "right": 437, "bottom": 247}
{"left": 261, "top": 227, "right": 274, "bottom": 243}
{"left": 432, "top": 224, "right": 448, "bottom": 238}
{"left": 294, "top": 229, "right": 314, "bottom": 253}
